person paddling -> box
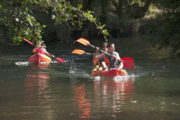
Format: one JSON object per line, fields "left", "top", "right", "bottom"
{"left": 106, "top": 43, "right": 123, "bottom": 69}
{"left": 95, "top": 43, "right": 123, "bottom": 70}
{"left": 92, "top": 42, "right": 108, "bottom": 66}
{"left": 33, "top": 41, "right": 54, "bottom": 58}
{"left": 93, "top": 42, "right": 110, "bottom": 70}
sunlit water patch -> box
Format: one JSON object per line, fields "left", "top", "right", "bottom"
{"left": 15, "top": 61, "right": 30, "bottom": 66}
{"left": 15, "top": 60, "right": 66, "bottom": 67}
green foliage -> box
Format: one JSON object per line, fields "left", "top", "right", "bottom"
{"left": 0, "top": 0, "right": 179, "bottom": 56}
{"left": 0, "top": 1, "right": 45, "bottom": 44}
{"left": 52, "top": 1, "right": 109, "bottom": 40}
{"left": 153, "top": 0, "right": 180, "bottom": 10}
{"left": 140, "top": 0, "right": 180, "bottom": 55}
{"left": 0, "top": 0, "right": 109, "bottom": 45}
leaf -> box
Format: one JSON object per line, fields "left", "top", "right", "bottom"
{"left": 78, "top": 4, "right": 82, "bottom": 9}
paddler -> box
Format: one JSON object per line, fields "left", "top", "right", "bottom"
{"left": 95, "top": 43, "right": 123, "bottom": 70}
{"left": 106, "top": 43, "right": 123, "bottom": 69}
{"left": 92, "top": 42, "right": 109, "bottom": 70}
{"left": 33, "top": 41, "right": 55, "bottom": 58}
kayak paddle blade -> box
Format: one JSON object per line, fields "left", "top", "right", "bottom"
{"left": 72, "top": 49, "right": 86, "bottom": 55}
{"left": 76, "top": 38, "right": 90, "bottom": 46}
{"left": 121, "top": 57, "right": 135, "bottom": 70}
{"left": 56, "top": 57, "right": 66, "bottom": 63}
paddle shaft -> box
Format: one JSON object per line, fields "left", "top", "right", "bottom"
{"left": 24, "top": 38, "right": 35, "bottom": 46}
{"left": 89, "top": 44, "right": 112, "bottom": 57}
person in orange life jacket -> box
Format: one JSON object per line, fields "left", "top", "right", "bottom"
{"left": 95, "top": 43, "right": 123, "bottom": 70}
{"left": 106, "top": 43, "right": 123, "bottom": 69}
{"left": 92, "top": 42, "right": 108, "bottom": 70}
{"left": 32, "top": 41, "right": 55, "bottom": 58}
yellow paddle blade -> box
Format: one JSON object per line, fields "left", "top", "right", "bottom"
{"left": 76, "top": 38, "right": 90, "bottom": 46}
{"left": 72, "top": 49, "right": 86, "bottom": 55}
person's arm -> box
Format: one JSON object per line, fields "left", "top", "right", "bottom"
{"left": 117, "top": 62, "right": 124, "bottom": 69}
{"left": 46, "top": 53, "right": 55, "bottom": 58}
{"left": 92, "top": 56, "right": 98, "bottom": 66}
{"left": 32, "top": 48, "right": 37, "bottom": 53}
{"left": 95, "top": 53, "right": 105, "bottom": 60}
{"left": 113, "top": 52, "right": 120, "bottom": 60}
{"left": 101, "top": 61, "right": 108, "bottom": 70}
{"left": 33, "top": 47, "right": 41, "bottom": 53}
{"left": 115, "top": 52, "right": 124, "bottom": 69}
{"left": 92, "top": 47, "right": 100, "bottom": 66}
{"left": 94, "top": 47, "right": 99, "bottom": 55}
{"left": 45, "top": 51, "right": 55, "bottom": 58}
{"left": 43, "top": 48, "right": 55, "bottom": 58}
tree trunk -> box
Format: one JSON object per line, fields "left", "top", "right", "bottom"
{"left": 82, "top": 0, "right": 95, "bottom": 10}
{"left": 100, "top": 0, "right": 108, "bottom": 23}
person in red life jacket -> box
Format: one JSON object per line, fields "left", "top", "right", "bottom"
{"left": 95, "top": 43, "right": 123, "bottom": 70}
{"left": 32, "top": 41, "right": 55, "bottom": 58}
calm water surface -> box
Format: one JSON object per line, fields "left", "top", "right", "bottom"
{"left": 0, "top": 49, "right": 180, "bottom": 120}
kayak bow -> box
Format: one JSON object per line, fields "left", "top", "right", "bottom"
{"left": 91, "top": 68, "right": 128, "bottom": 77}
{"left": 28, "top": 53, "right": 51, "bottom": 65}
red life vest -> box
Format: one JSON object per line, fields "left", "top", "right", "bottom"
{"left": 36, "top": 46, "right": 46, "bottom": 55}
{"left": 104, "top": 56, "right": 110, "bottom": 67}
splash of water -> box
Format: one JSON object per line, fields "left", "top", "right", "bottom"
{"left": 15, "top": 62, "right": 30, "bottom": 66}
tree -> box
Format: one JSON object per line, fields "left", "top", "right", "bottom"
{"left": 142, "top": 0, "right": 180, "bottom": 55}
{"left": 0, "top": 0, "right": 109, "bottom": 45}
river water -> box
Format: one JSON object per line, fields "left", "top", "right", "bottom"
{"left": 0, "top": 46, "right": 180, "bottom": 120}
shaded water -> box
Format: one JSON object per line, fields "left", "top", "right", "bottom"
{"left": 0, "top": 48, "right": 180, "bottom": 120}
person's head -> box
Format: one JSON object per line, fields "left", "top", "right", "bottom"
{"left": 101, "top": 42, "right": 108, "bottom": 52}
{"left": 36, "top": 41, "right": 45, "bottom": 48}
{"left": 107, "top": 43, "right": 115, "bottom": 53}
{"left": 36, "top": 43, "right": 41, "bottom": 48}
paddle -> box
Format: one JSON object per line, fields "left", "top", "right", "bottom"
{"left": 23, "top": 38, "right": 66, "bottom": 63}
{"left": 72, "top": 49, "right": 91, "bottom": 55}
{"left": 121, "top": 57, "right": 135, "bottom": 70}
{"left": 75, "top": 38, "right": 135, "bottom": 70}
{"left": 55, "top": 57, "right": 66, "bottom": 63}
{"left": 76, "top": 38, "right": 109, "bottom": 55}
{"left": 24, "top": 38, "right": 35, "bottom": 46}
{"left": 72, "top": 49, "right": 134, "bottom": 70}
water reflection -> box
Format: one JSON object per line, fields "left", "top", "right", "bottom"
{"left": 24, "top": 65, "right": 55, "bottom": 119}
{"left": 93, "top": 77, "right": 135, "bottom": 113}
{"left": 24, "top": 65, "right": 51, "bottom": 99}
{"left": 73, "top": 84, "right": 92, "bottom": 119}
{"left": 71, "top": 74, "right": 135, "bottom": 119}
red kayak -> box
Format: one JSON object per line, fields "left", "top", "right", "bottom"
{"left": 28, "top": 53, "right": 51, "bottom": 65}
{"left": 91, "top": 68, "right": 128, "bottom": 77}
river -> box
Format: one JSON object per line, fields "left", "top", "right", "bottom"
{"left": 0, "top": 44, "right": 180, "bottom": 120}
